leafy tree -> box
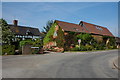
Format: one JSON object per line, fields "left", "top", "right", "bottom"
{"left": 76, "top": 33, "right": 93, "bottom": 45}
{"left": 103, "top": 35, "right": 116, "bottom": 48}
{"left": 42, "top": 20, "right": 54, "bottom": 34}
{"left": 0, "top": 18, "right": 15, "bottom": 44}
{"left": 33, "top": 38, "right": 43, "bottom": 48}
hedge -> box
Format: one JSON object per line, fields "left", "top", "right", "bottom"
{"left": 2, "top": 45, "right": 15, "bottom": 55}
{"left": 19, "top": 39, "right": 33, "bottom": 47}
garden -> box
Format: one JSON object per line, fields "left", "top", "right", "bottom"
{"left": 65, "top": 32, "right": 117, "bottom": 51}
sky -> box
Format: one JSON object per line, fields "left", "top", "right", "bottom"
{"left": 1, "top": 0, "right": 120, "bottom": 2}
{"left": 2, "top": 2, "right": 118, "bottom": 37}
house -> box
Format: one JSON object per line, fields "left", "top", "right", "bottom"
{"left": 79, "top": 21, "right": 114, "bottom": 42}
{"left": 43, "top": 20, "right": 115, "bottom": 51}
{"left": 9, "top": 20, "right": 42, "bottom": 41}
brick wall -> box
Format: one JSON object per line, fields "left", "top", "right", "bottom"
{"left": 92, "top": 35, "right": 103, "bottom": 42}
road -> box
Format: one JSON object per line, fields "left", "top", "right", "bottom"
{"left": 2, "top": 50, "right": 118, "bottom": 78}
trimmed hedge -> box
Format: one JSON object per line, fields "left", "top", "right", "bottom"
{"left": 19, "top": 39, "right": 33, "bottom": 47}
{"left": 2, "top": 45, "right": 15, "bottom": 55}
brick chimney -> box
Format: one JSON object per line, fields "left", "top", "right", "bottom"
{"left": 13, "top": 20, "right": 18, "bottom": 26}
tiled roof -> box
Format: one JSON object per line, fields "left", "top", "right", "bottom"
{"left": 55, "top": 20, "right": 114, "bottom": 37}
{"left": 81, "top": 21, "right": 114, "bottom": 37}
{"left": 55, "top": 20, "right": 87, "bottom": 33}
{"left": 9, "top": 24, "right": 41, "bottom": 36}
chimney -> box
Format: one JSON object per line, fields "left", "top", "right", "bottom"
{"left": 13, "top": 20, "right": 18, "bottom": 26}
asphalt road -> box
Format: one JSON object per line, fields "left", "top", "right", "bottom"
{"left": 2, "top": 50, "right": 118, "bottom": 78}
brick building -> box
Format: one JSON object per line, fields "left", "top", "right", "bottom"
{"left": 43, "top": 20, "right": 115, "bottom": 51}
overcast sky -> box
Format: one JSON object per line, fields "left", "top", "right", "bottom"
{"left": 2, "top": 2, "right": 118, "bottom": 37}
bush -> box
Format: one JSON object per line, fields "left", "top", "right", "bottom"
{"left": 71, "top": 47, "right": 79, "bottom": 51}
{"left": 32, "top": 49, "right": 39, "bottom": 54}
{"left": 33, "top": 38, "right": 43, "bottom": 48}
{"left": 19, "top": 39, "right": 43, "bottom": 54}
{"left": 108, "top": 46, "right": 117, "bottom": 49}
{"left": 94, "top": 43, "right": 106, "bottom": 50}
{"left": 85, "top": 45, "right": 93, "bottom": 51}
{"left": 79, "top": 45, "right": 87, "bottom": 51}
{"left": 19, "top": 39, "right": 33, "bottom": 47}
{"left": 2, "top": 45, "right": 15, "bottom": 55}
{"left": 71, "top": 46, "right": 86, "bottom": 51}
{"left": 76, "top": 33, "right": 93, "bottom": 45}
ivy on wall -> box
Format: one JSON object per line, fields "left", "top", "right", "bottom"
{"left": 55, "top": 27, "right": 65, "bottom": 48}
{"left": 43, "top": 22, "right": 117, "bottom": 51}
{"left": 43, "top": 23, "right": 57, "bottom": 45}
{"left": 64, "top": 32, "right": 78, "bottom": 50}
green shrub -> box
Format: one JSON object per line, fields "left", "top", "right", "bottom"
{"left": 76, "top": 33, "right": 93, "bottom": 45}
{"left": 33, "top": 38, "right": 43, "bottom": 48}
{"left": 71, "top": 45, "right": 87, "bottom": 51}
{"left": 32, "top": 49, "right": 39, "bottom": 54}
{"left": 2, "top": 45, "right": 15, "bottom": 55}
{"left": 94, "top": 43, "right": 106, "bottom": 50}
{"left": 108, "top": 46, "right": 117, "bottom": 49}
{"left": 79, "top": 45, "right": 87, "bottom": 51}
{"left": 19, "top": 39, "right": 33, "bottom": 47}
{"left": 85, "top": 45, "right": 93, "bottom": 51}
{"left": 103, "top": 35, "right": 116, "bottom": 48}
{"left": 71, "top": 47, "right": 79, "bottom": 51}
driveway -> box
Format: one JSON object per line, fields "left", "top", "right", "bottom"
{"left": 2, "top": 50, "right": 118, "bottom": 78}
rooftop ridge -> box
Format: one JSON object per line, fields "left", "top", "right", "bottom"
{"left": 55, "top": 20, "right": 81, "bottom": 27}
{"left": 8, "top": 24, "right": 38, "bottom": 29}
{"left": 81, "top": 21, "right": 107, "bottom": 29}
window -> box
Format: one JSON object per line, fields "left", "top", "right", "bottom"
{"left": 95, "top": 25, "right": 103, "bottom": 31}
{"left": 53, "top": 31, "right": 57, "bottom": 37}
{"left": 73, "top": 28, "right": 79, "bottom": 31}
{"left": 26, "top": 29, "right": 32, "bottom": 35}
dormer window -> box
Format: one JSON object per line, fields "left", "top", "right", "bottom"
{"left": 95, "top": 25, "right": 103, "bottom": 31}
{"left": 73, "top": 28, "right": 79, "bottom": 31}
{"left": 26, "top": 29, "right": 32, "bottom": 35}
{"left": 53, "top": 31, "right": 57, "bottom": 38}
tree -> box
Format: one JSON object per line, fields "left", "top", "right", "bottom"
{"left": 42, "top": 20, "right": 54, "bottom": 34}
{"left": 76, "top": 33, "right": 93, "bottom": 45}
{"left": 0, "top": 18, "right": 15, "bottom": 45}
{"left": 103, "top": 35, "right": 116, "bottom": 48}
